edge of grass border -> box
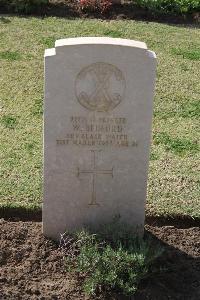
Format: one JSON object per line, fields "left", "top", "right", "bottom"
{"left": 0, "top": 203, "right": 42, "bottom": 221}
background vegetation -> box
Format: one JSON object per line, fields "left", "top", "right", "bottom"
{"left": 134, "top": 0, "right": 200, "bottom": 16}
{"left": 0, "top": 16, "right": 199, "bottom": 218}
{"left": 0, "top": 0, "right": 48, "bottom": 13}
{"left": 1, "top": 0, "right": 200, "bottom": 16}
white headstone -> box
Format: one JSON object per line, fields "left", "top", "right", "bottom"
{"left": 43, "top": 37, "right": 156, "bottom": 240}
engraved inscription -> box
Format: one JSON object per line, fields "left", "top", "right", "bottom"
{"left": 75, "top": 62, "right": 125, "bottom": 112}
{"left": 56, "top": 115, "right": 138, "bottom": 148}
{"left": 77, "top": 150, "right": 113, "bottom": 206}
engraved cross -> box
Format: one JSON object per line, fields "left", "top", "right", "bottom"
{"left": 77, "top": 150, "right": 113, "bottom": 206}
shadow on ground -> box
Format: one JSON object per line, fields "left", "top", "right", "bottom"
{"left": 116, "top": 226, "right": 200, "bottom": 299}
{"left": 1, "top": 206, "right": 200, "bottom": 228}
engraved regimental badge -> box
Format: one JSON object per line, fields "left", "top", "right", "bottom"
{"left": 75, "top": 62, "right": 125, "bottom": 112}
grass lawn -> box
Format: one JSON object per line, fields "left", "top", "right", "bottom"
{"left": 0, "top": 16, "right": 199, "bottom": 218}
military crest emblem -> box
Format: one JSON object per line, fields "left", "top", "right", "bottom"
{"left": 75, "top": 62, "right": 125, "bottom": 112}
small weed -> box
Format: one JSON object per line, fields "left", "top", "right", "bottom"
{"left": 103, "top": 29, "right": 123, "bottom": 38}
{"left": 154, "top": 109, "right": 174, "bottom": 120}
{"left": 40, "top": 37, "right": 55, "bottom": 48}
{"left": 25, "top": 53, "right": 35, "bottom": 60}
{"left": 60, "top": 219, "right": 163, "bottom": 297}
{"left": 172, "top": 48, "right": 200, "bottom": 61}
{"left": 154, "top": 132, "right": 199, "bottom": 155}
{"left": 154, "top": 100, "right": 200, "bottom": 120}
{"left": 24, "top": 142, "right": 37, "bottom": 154}
{"left": 179, "top": 101, "right": 200, "bottom": 119}
{"left": 150, "top": 152, "right": 159, "bottom": 160}
{"left": 32, "top": 97, "right": 43, "bottom": 116}
{"left": 1, "top": 115, "right": 18, "bottom": 129}
{"left": 180, "top": 63, "right": 189, "bottom": 72}
{"left": 0, "top": 51, "right": 21, "bottom": 61}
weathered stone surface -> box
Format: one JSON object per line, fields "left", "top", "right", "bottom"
{"left": 43, "top": 37, "right": 156, "bottom": 240}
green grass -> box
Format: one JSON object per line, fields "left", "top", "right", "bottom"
{"left": 154, "top": 132, "right": 199, "bottom": 156}
{"left": 172, "top": 47, "right": 200, "bottom": 60}
{"left": 0, "top": 16, "right": 199, "bottom": 218}
{"left": 1, "top": 115, "right": 18, "bottom": 129}
{"left": 0, "top": 50, "right": 21, "bottom": 60}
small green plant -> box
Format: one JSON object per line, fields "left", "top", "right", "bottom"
{"left": 32, "top": 97, "right": 43, "bottom": 116}
{"left": 40, "top": 36, "right": 55, "bottom": 48}
{"left": 172, "top": 48, "right": 200, "bottom": 61}
{"left": 179, "top": 101, "right": 200, "bottom": 119}
{"left": 1, "top": 115, "right": 18, "bottom": 129}
{"left": 60, "top": 219, "right": 163, "bottom": 296}
{"left": 0, "top": 51, "right": 21, "bottom": 61}
{"left": 154, "top": 132, "right": 199, "bottom": 155}
{"left": 103, "top": 29, "right": 124, "bottom": 38}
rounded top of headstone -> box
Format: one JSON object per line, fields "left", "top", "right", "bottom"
{"left": 44, "top": 37, "right": 157, "bottom": 60}
{"left": 55, "top": 37, "right": 147, "bottom": 50}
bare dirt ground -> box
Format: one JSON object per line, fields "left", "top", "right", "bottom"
{"left": 0, "top": 219, "right": 200, "bottom": 300}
